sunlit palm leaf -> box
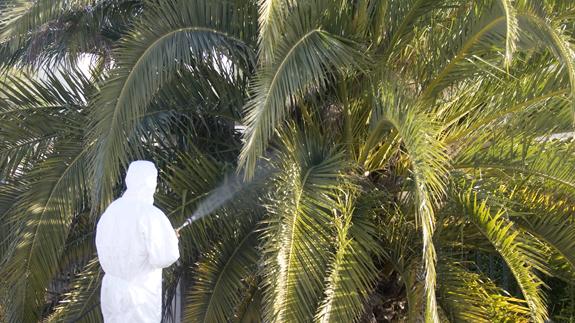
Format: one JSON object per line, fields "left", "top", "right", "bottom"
{"left": 502, "top": 188, "right": 575, "bottom": 271}
{"left": 459, "top": 189, "right": 549, "bottom": 322}
{"left": 46, "top": 258, "right": 103, "bottom": 323}
{"left": 0, "top": 70, "right": 91, "bottom": 321}
{"left": 372, "top": 86, "right": 450, "bottom": 322}
{"left": 239, "top": 4, "right": 365, "bottom": 177}
{"left": 89, "top": 0, "right": 252, "bottom": 207}
{"left": 314, "top": 193, "right": 381, "bottom": 322}
{"left": 518, "top": 9, "right": 575, "bottom": 122}
{"left": 455, "top": 133, "right": 575, "bottom": 192}
{"left": 498, "top": 0, "right": 519, "bottom": 66}
{"left": 261, "top": 125, "right": 345, "bottom": 322}
{"left": 438, "top": 261, "right": 530, "bottom": 322}
{"left": 257, "top": 0, "right": 288, "bottom": 63}
{"left": 184, "top": 225, "right": 259, "bottom": 322}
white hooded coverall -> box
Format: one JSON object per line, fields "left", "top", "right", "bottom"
{"left": 96, "top": 161, "right": 180, "bottom": 323}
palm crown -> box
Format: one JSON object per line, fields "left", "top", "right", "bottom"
{"left": 1, "top": 0, "right": 575, "bottom": 322}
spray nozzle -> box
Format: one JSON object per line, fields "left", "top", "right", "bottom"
{"left": 175, "top": 216, "right": 195, "bottom": 234}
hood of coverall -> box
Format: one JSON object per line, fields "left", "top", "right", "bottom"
{"left": 122, "top": 160, "right": 158, "bottom": 204}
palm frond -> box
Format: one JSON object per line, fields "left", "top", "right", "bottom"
{"left": 498, "top": 0, "right": 519, "bottom": 67}
{"left": 261, "top": 125, "right": 346, "bottom": 322}
{"left": 156, "top": 138, "right": 265, "bottom": 321}
{"left": 500, "top": 187, "right": 575, "bottom": 271}
{"left": 314, "top": 192, "right": 381, "bottom": 322}
{"left": 0, "top": 71, "right": 88, "bottom": 179}
{"left": 0, "top": 142, "right": 90, "bottom": 322}
{"left": 0, "top": 0, "right": 115, "bottom": 67}
{"left": 519, "top": 10, "right": 575, "bottom": 123}
{"left": 377, "top": 0, "right": 453, "bottom": 60}
{"left": 0, "top": 68, "right": 91, "bottom": 321}
{"left": 158, "top": 147, "right": 237, "bottom": 255}
{"left": 0, "top": 179, "right": 25, "bottom": 264}
{"left": 184, "top": 225, "right": 259, "bottom": 322}
{"left": 257, "top": 0, "right": 288, "bottom": 63}
{"left": 420, "top": 7, "right": 509, "bottom": 100}
{"left": 455, "top": 133, "right": 575, "bottom": 192}
{"left": 233, "top": 282, "right": 262, "bottom": 323}
{"left": 0, "top": 0, "right": 94, "bottom": 41}
{"left": 46, "top": 258, "right": 102, "bottom": 323}
{"left": 88, "top": 0, "right": 252, "bottom": 207}
{"left": 438, "top": 261, "right": 530, "bottom": 322}
{"left": 459, "top": 189, "right": 549, "bottom": 322}
{"left": 372, "top": 86, "right": 450, "bottom": 322}
{"left": 239, "top": 5, "right": 366, "bottom": 177}
{"left": 441, "top": 54, "right": 570, "bottom": 144}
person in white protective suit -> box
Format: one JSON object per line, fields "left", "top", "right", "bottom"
{"left": 96, "top": 160, "right": 180, "bottom": 323}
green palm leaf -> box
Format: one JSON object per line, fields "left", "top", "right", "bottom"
{"left": 257, "top": 0, "right": 288, "bottom": 63}
{"left": 314, "top": 193, "right": 381, "bottom": 322}
{"left": 89, "top": 0, "right": 252, "bottom": 207}
{"left": 0, "top": 0, "right": 113, "bottom": 67}
{"left": 261, "top": 126, "right": 345, "bottom": 322}
{"left": 0, "top": 70, "right": 91, "bottom": 321}
{"left": 378, "top": 0, "right": 452, "bottom": 60}
{"left": 46, "top": 258, "right": 103, "bottom": 323}
{"left": 0, "top": 71, "right": 88, "bottom": 178}
{"left": 0, "top": 144, "right": 90, "bottom": 322}
{"left": 0, "top": 0, "right": 94, "bottom": 42}
{"left": 2, "top": 0, "right": 575, "bottom": 320}
{"left": 519, "top": 10, "right": 575, "bottom": 123}
{"left": 438, "top": 261, "right": 530, "bottom": 322}
{"left": 184, "top": 226, "right": 259, "bottom": 322}
{"left": 459, "top": 189, "right": 549, "bottom": 322}
{"left": 502, "top": 188, "right": 575, "bottom": 271}
{"left": 239, "top": 4, "right": 366, "bottom": 177}
{"left": 455, "top": 133, "right": 575, "bottom": 192}
{"left": 498, "top": 0, "right": 519, "bottom": 66}
{"left": 372, "top": 86, "right": 450, "bottom": 322}
{"left": 421, "top": 7, "right": 510, "bottom": 100}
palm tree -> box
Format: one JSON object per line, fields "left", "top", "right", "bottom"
{"left": 1, "top": 0, "right": 575, "bottom": 322}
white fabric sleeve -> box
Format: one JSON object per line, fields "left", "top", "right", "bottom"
{"left": 142, "top": 210, "right": 180, "bottom": 269}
